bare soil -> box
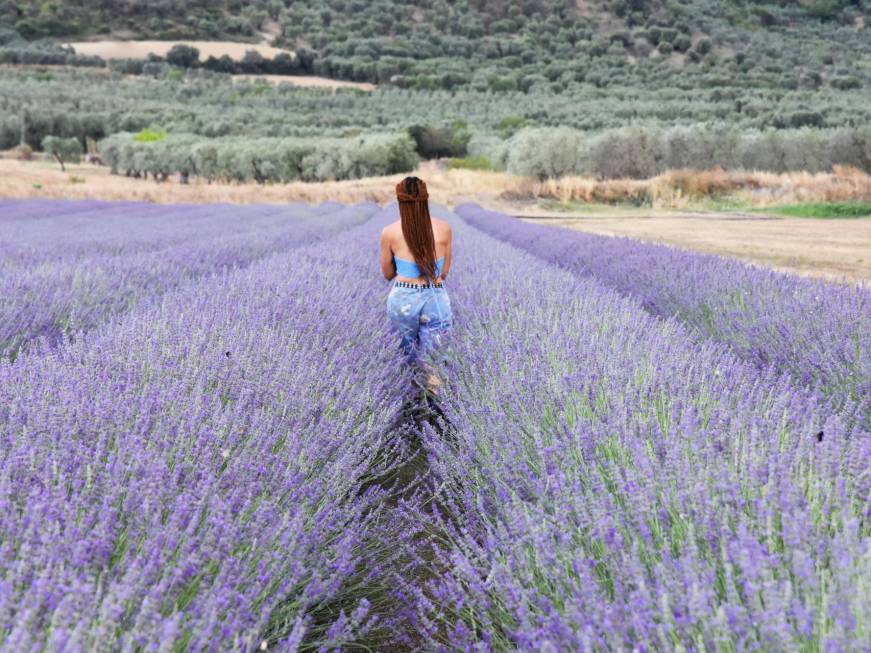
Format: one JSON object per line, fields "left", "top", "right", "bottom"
{"left": 513, "top": 210, "right": 871, "bottom": 284}
{"left": 66, "top": 40, "right": 295, "bottom": 60}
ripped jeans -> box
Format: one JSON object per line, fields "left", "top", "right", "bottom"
{"left": 386, "top": 281, "right": 453, "bottom": 365}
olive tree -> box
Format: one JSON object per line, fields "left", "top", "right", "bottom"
{"left": 588, "top": 127, "right": 665, "bottom": 179}
{"left": 41, "top": 135, "right": 82, "bottom": 171}
{"left": 506, "top": 127, "right": 586, "bottom": 179}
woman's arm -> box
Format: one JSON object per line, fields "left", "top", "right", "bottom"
{"left": 379, "top": 227, "right": 396, "bottom": 280}
{"left": 439, "top": 223, "right": 452, "bottom": 281}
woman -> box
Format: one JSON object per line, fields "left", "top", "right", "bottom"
{"left": 379, "top": 176, "right": 453, "bottom": 389}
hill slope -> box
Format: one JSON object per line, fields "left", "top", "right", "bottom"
{"left": 1, "top": 0, "right": 868, "bottom": 93}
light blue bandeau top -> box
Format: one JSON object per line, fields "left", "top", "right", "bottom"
{"left": 394, "top": 255, "right": 445, "bottom": 278}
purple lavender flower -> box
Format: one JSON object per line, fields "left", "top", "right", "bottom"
{"left": 455, "top": 203, "right": 871, "bottom": 429}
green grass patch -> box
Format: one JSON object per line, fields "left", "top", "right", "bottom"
{"left": 760, "top": 202, "right": 871, "bottom": 218}
{"left": 448, "top": 155, "right": 494, "bottom": 171}
{"left": 133, "top": 127, "right": 168, "bottom": 143}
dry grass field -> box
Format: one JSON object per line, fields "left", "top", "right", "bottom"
{"left": 64, "top": 39, "right": 376, "bottom": 90}
{"left": 2, "top": 63, "right": 373, "bottom": 91}
{"left": 230, "top": 74, "right": 375, "bottom": 90}
{"left": 498, "top": 166, "right": 871, "bottom": 207}
{"left": 66, "top": 40, "right": 294, "bottom": 60}
{"left": 0, "top": 158, "right": 507, "bottom": 205}
{"left": 518, "top": 212, "right": 871, "bottom": 284}
{"left": 2, "top": 158, "right": 868, "bottom": 283}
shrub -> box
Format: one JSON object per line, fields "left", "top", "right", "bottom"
{"left": 518, "top": 73, "right": 548, "bottom": 92}
{"left": 805, "top": 0, "right": 843, "bottom": 21}
{"left": 634, "top": 39, "right": 654, "bottom": 57}
{"left": 141, "top": 62, "right": 168, "bottom": 77}
{"left": 270, "top": 52, "right": 299, "bottom": 75}
{"left": 203, "top": 54, "right": 236, "bottom": 74}
{"left": 165, "top": 44, "right": 200, "bottom": 68}
{"left": 609, "top": 31, "right": 632, "bottom": 47}
{"left": 831, "top": 76, "right": 861, "bottom": 90}
{"left": 506, "top": 127, "right": 586, "bottom": 180}
{"left": 488, "top": 76, "right": 517, "bottom": 92}
{"left": 777, "top": 111, "right": 825, "bottom": 129}
{"left": 753, "top": 7, "right": 777, "bottom": 26}
{"left": 496, "top": 115, "right": 527, "bottom": 136}
{"left": 659, "top": 28, "right": 679, "bottom": 43}
{"left": 673, "top": 35, "right": 692, "bottom": 52}
{"left": 588, "top": 127, "right": 665, "bottom": 179}
{"left": 14, "top": 143, "right": 33, "bottom": 160}
{"left": 407, "top": 123, "right": 470, "bottom": 159}
{"left": 0, "top": 27, "right": 21, "bottom": 46}
{"left": 827, "top": 127, "right": 871, "bottom": 172}
{"left": 466, "top": 133, "right": 509, "bottom": 170}
{"left": 108, "top": 58, "right": 146, "bottom": 75}
{"left": 695, "top": 37, "right": 713, "bottom": 55}
{"left": 239, "top": 49, "right": 267, "bottom": 74}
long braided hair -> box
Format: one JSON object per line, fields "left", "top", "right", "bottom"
{"left": 395, "top": 176, "right": 438, "bottom": 280}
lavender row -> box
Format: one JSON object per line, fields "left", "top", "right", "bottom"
{"left": 0, "top": 200, "right": 378, "bottom": 361}
{"left": 400, "top": 216, "right": 871, "bottom": 650}
{"left": 0, "top": 209, "right": 413, "bottom": 651}
{"left": 455, "top": 203, "right": 871, "bottom": 426}
{"left": 0, "top": 199, "right": 325, "bottom": 267}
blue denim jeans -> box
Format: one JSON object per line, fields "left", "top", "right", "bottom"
{"left": 386, "top": 282, "right": 453, "bottom": 364}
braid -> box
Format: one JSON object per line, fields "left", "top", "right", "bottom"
{"left": 395, "top": 176, "right": 438, "bottom": 280}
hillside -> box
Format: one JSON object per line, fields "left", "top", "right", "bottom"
{"left": 0, "top": 0, "right": 868, "bottom": 186}
{"left": 1, "top": 0, "right": 868, "bottom": 93}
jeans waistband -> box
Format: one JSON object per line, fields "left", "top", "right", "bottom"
{"left": 393, "top": 280, "right": 444, "bottom": 290}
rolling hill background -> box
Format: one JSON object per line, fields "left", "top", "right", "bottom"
{"left": 2, "top": 0, "right": 868, "bottom": 92}
{"left": 0, "top": 0, "right": 868, "bottom": 184}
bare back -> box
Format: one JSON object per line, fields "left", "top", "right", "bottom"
{"left": 380, "top": 217, "right": 453, "bottom": 282}
{"left": 387, "top": 217, "right": 450, "bottom": 260}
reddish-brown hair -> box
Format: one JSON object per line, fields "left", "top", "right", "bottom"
{"left": 395, "top": 176, "right": 438, "bottom": 279}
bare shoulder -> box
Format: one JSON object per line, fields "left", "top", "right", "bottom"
{"left": 431, "top": 217, "right": 452, "bottom": 236}
{"left": 381, "top": 220, "right": 401, "bottom": 239}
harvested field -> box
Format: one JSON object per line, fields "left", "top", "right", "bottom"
{"left": 0, "top": 159, "right": 509, "bottom": 207}
{"left": 518, "top": 211, "right": 871, "bottom": 284}
{"left": 231, "top": 74, "right": 375, "bottom": 90}
{"left": 66, "top": 39, "right": 295, "bottom": 60}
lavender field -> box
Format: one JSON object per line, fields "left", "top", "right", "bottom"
{"left": 1, "top": 199, "right": 869, "bottom": 651}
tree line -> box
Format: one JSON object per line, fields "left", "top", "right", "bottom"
{"left": 477, "top": 125, "right": 871, "bottom": 179}
{"left": 99, "top": 132, "right": 419, "bottom": 183}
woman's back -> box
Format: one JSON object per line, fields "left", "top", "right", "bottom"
{"left": 381, "top": 216, "right": 452, "bottom": 282}
{"left": 380, "top": 176, "right": 454, "bottom": 390}
{"left": 385, "top": 217, "right": 451, "bottom": 262}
